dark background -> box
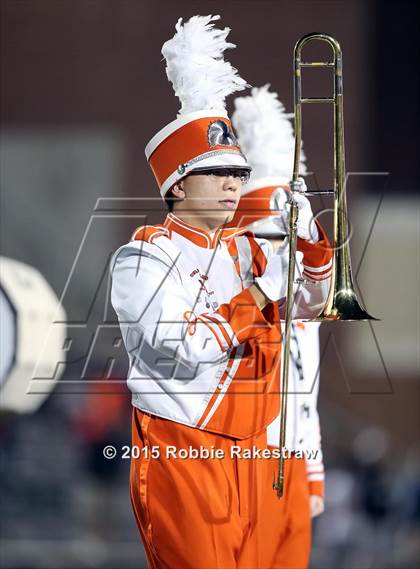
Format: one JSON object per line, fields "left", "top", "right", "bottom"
{"left": 1, "top": 1, "right": 419, "bottom": 568}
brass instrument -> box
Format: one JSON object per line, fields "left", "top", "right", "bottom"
{"left": 273, "top": 33, "right": 377, "bottom": 498}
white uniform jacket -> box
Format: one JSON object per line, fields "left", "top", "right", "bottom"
{"left": 111, "top": 213, "right": 332, "bottom": 439}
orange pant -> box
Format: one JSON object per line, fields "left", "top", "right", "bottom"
{"left": 259, "top": 454, "right": 311, "bottom": 569}
{"left": 130, "top": 409, "right": 310, "bottom": 569}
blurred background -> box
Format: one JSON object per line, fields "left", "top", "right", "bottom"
{"left": 1, "top": 1, "right": 419, "bottom": 568}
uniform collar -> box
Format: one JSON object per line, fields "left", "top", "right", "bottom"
{"left": 163, "top": 213, "right": 249, "bottom": 249}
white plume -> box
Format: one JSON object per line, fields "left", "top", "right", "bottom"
{"left": 232, "top": 84, "right": 307, "bottom": 180}
{"left": 162, "top": 15, "right": 248, "bottom": 115}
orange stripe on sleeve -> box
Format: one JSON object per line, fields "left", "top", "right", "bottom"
{"left": 200, "top": 314, "right": 234, "bottom": 350}
{"left": 196, "top": 318, "right": 226, "bottom": 352}
{"left": 302, "top": 268, "right": 332, "bottom": 282}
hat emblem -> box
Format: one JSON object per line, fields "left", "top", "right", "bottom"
{"left": 207, "top": 120, "right": 239, "bottom": 148}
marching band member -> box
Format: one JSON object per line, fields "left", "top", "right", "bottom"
{"left": 231, "top": 85, "right": 328, "bottom": 568}
{"left": 111, "top": 17, "right": 331, "bottom": 568}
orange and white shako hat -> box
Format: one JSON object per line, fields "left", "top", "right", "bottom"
{"left": 230, "top": 84, "right": 307, "bottom": 235}
{"left": 145, "top": 15, "right": 251, "bottom": 198}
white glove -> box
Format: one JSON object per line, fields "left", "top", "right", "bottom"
{"left": 255, "top": 246, "right": 288, "bottom": 302}
{"left": 272, "top": 178, "right": 319, "bottom": 243}
{"left": 310, "top": 495, "right": 325, "bottom": 518}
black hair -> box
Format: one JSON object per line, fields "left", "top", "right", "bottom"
{"left": 164, "top": 187, "right": 177, "bottom": 212}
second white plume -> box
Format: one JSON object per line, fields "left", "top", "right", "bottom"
{"left": 162, "top": 15, "right": 248, "bottom": 115}
{"left": 232, "top": 84, "right": 307, "bottom": 180}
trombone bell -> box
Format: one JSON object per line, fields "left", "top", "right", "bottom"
{"left": 292, "top": 33, "right": 377, "bottom": 322}
{"left": 318, "top": 288, "right": 378, "bottom": 321}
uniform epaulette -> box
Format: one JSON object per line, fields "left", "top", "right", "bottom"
{"left": 131, "top": 225, "right": 169, "bottom": 243}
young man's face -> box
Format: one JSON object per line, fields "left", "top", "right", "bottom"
{"left": 173, "top": 170, "right": 245, "bottom": 228}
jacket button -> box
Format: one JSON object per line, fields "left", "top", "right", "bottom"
{"left": 217, "top": 383, "right": 223, "bottom": 390}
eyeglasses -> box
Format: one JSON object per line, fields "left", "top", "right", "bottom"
{"left": 188, "top": 168, "right": 251, "bottom": 184}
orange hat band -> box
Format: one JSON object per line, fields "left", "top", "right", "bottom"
{"left": 147, "top": 115, "right": 246, "bottom": 196}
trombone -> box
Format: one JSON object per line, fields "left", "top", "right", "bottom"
{"left": 273, "top": 33, "right": 377, "bottom": 498}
